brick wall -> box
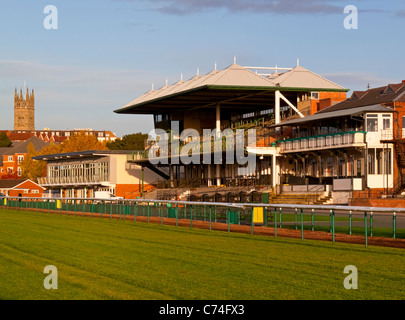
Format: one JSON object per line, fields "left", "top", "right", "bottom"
{"left": 8, "top": 180, "right": 44, "bottom": 198}
{"left": 349, "top": 197, "right": 405, "bottom": 208}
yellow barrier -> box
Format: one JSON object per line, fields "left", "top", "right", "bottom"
{"left": 57, "top": 200, "right": 61, "bottom": 209}
{"left": 253, "top": 207, "right": 264, "bottom": 223}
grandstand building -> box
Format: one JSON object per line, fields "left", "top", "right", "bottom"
{"left": 114, "top": 62, "right": 349, "bottom": 203}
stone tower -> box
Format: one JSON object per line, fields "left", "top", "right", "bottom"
{"left": 14, "top": 87, "right": 35, "bottom": 131}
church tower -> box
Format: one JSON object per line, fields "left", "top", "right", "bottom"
{"left": 14, "top": 87, "right": 35, "bottom": 131}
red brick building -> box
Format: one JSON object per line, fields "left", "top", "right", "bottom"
{"left": 0, "top": 179, "right": 44, "bottom": 197}
{"left": 0, "top": 136, "right": 48, "bottom": 179}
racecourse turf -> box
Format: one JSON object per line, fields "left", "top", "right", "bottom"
{"left": 0, "top": 208, "right": 404, "bottom": 300}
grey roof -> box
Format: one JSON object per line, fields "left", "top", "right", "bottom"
{"left": 317, "top": 82, "right": 405, "bottom": 114}
{"left": 0, "top": 147, "right": 12, "bottom": 166}
{"left": 271, "top": 104, "right": 393, "bottom": 128}
{"left": 33, "top": 149, "right": 135, "bottom": 161}
{"left": 0, "top": 179, "right": 26, "bottom": 189}
{"left": 4, "top": 136, "right": 48, "bottom": 155}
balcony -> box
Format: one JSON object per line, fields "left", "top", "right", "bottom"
{"left": 278, "top": 131, "right": 366, "bottom": 153}
{"left": 38, "top": 175, "right": 107, "bottom": 186}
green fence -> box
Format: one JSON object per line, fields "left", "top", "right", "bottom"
{"left": 1, "top": 196, "right": 404, "bottom": 248}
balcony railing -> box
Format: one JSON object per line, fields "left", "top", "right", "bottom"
{"left": 127, "top": 132, "right": 258, "bottom": 162}
{"left": 380, "top": 129, "right": 394, "bottom": 141}
{"left": 277, "top": 131, "right": 367, "bottom": 153}
{"left": 38, "top": 175, "right": 107, "bottom": 186}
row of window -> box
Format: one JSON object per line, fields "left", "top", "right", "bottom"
{"left": 5, "top": 155, "right": 24, "bottom": 162}
{"left": 366, "top": 114, "right": 391, "bottom": 132}
{"left": 0, "top": 189, "right": 40, "bottom": 195}
{"left": 368, "top": 148, "right": 392, "bottom": 175}
{"left": 48, "top": 162, "right": 109, "bottom": 179}
{"left": 1, "top": 167, "right": 22, "bottom": 175}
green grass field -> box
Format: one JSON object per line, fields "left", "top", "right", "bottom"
{"left": 1, "top": 208, "right": 405, "bottom": 300}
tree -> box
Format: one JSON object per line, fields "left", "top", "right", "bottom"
{"left": 0, "top": 132, "right": 12, "bottom": 147}
{"left": 60, "top": 131, "right": 108, "bottom": 153}
{"left": 20, "top": 131, "right": 108, "bottom": 181}
{"left": 106, "top": 132, "right": 149, "bottom": 150}
{"left": 20, "top": 143, "right": 61, "bottom": 182}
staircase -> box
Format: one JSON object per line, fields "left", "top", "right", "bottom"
{"left": 268, "top": 193, "right": 331, "bottom": 205}
{"left": 144, "top": 164, "right": 170, "bottom": 180}
{"left": 394, "top": 142, "right": 405, "bottom": 167}
{"left": 391, "top": 141, "right": 405, "bottom": 196}
{"left": 313, "top": 194, "right": 333, "bottom": 205}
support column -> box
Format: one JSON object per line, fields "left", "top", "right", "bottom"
{"left": 207, "top": 165, "right": 212, "bottom": 187}
{"left": 272, "top": 154, "right": 277, "bottom": 188}
{"left": 216, "top": 165, "right": 221, "bottom": 187}
{"left": 169, "top": 165, "right": 174, "bottom": 188}
{"left": 275, "top": 91, "right": 281, "bottom": 125}
{"left": 216, "top": 103, "right": 221, "bottom": 187}
{"left": 170, "top": 165, "right": 174, "bottom": 180}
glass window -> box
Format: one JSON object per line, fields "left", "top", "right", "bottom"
{"left": 383, "top": 119, "right": 391, "bottom": 130}
{"left": 338, "top": 157, "right": 344, "bottom": 177}
{"left": 367, "top": 115, "right": 378, "bottom": 132}
{"left": 384, "top": 149, "right": 392, "bottom": 175}
{"left": 382, "top": 115, "right": 391, "bottom": 130}
{"left": 368, "top": 148, "right": 375, "bottom": 175}
{"left": 357, "top": 160, "right": 362, "bottom": 177}
{"left": 376, "top": 149, "right": 383, "bottom": 174}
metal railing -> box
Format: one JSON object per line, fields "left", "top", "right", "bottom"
{"left": 38, "top": 175, "right": 107, "bottom": 186}
{"left": 277, "top": 131, "right": 366, "bottom": 153}
{"left": 0, "top": 196, "right": 404, "bottom": 248}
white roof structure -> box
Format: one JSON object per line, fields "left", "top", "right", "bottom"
{"left": 116, "top": 63, "right": 346, "bottom": 113}
{"left": 267, "top": 66, "right": 345, "bottom": 90}
{"left": 120, "top": 64, "right": 277, "bottom": 110}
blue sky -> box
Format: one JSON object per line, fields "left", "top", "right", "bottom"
{"left": 0, "top": 0, "right": 404, "bottom": 137}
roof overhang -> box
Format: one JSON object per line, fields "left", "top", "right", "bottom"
{"left": 270, "top": 104, "right": 393, "bottom": 128}
{"left": 33, "top": 150, "right": 134, "bottom": 161}
{"left": 114, "top": 84, "right": 349, "bottom": 115}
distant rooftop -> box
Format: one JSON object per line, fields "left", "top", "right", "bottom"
{"left": 318, "top": 81, "right": 405, "bottom": 114}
